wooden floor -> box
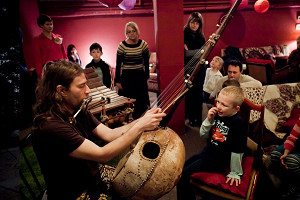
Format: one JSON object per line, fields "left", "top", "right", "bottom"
{"left": 158, "top": 121, "right": 206, "bottom": 200}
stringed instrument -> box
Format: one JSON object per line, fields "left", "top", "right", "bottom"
{"left": 112, "top": 1, "right": 243, "bottom": 199}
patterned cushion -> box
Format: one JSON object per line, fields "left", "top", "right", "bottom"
{"left": 243, "top": 47, "right": 268, "bottom": 59}
{"left": 272, "top": 45, "right": 284, "bottom": 56}
{"left": 242, "top": 87, "right": 266, "bottom": 123}
{"left": 263, "top": 83, "right": 300, "bottom": 139}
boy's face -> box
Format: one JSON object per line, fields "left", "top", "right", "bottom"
{"left": 210, "top": 58, "right": 220, "bottom": 70}
{"left": 216, "top": 92, "right": 240, "bottom": 117}
{"left": 41, "top": 21, "right": 53, "bottom": 33}
{"left": 90, "top": 48, "right": 102, "bottom": 62}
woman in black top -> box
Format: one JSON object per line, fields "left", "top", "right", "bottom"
{"left": 184, "top": 12, "right": 206, "bottom": 126}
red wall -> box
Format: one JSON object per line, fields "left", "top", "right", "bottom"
{"left": 20, "top": 3, "right": 300, "bottom": 68}
{"left": 19, "top": 2, "right": 300, "bottom": 133}
{"left": 54, "top": 16, "right": 156, "bottom": 67}
{"left": 47, "top": 8, "right": 300, "bottom": 67}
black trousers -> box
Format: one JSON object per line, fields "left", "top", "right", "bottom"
{"left": 120, "top": 69, "right": 150, "bottom": 119}
{"left": 184, "top": 64, "right": 206, "bottom": 122}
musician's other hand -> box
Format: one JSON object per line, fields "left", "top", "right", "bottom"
{"left": 137, "top": 107, "right": 166, "bottom": 131}
{"left": 116, "top": 83, "right": 123, "bottom": 91}
{"left": 226, "top": 177, "right": 241, "bottom": 186}
{"left": 207, "top": 107, "right": 218, "bottom": 122}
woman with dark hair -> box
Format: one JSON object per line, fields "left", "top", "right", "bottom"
{"left": 184, "top": 12, "right": 206, "bottom": 126}
{"left": 32, "top": 60, "right": 165, "bottom": 200}
{"left": 67, "top": 44, "right": 83, "bottom": 68}
{"left": 33, "top": 14, "right": 67, "bottom": 78}
{"left": 184, "top": 12, "right": 205, "bottom": 52}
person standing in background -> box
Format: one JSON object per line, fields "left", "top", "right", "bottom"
{"left": 67, "top": 44, "right": 83, "bottom": 68}
{"left": 33, "top": 14, "right": 67, "bottom": 79}
{"left": 115, "top": 21, "right": 150, "bottom": 119}
{"left": 86, "top": 43, "right": 113, "bottom": 89}
{"left": 184, "top": 12, "right": 206, "bottom": 126}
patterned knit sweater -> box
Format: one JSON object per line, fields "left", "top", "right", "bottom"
{"left": 284, "top": 118, "right": 300, "bottom": 152}
{"left": 115, "top": 39, "right": 149, "bottom": 83}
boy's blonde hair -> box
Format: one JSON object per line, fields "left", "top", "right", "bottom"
{"left": 219, "top": 86, "right": 244, "bottom": 107}
{"left": 213, "top": 56, "right": 224, "bottom": 70}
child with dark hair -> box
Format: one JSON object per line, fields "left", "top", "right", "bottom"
{"left": 86, "top": 42, "right": 113, "bottom": 89}
{"left": 67, "top": 44, "right": 83, "bottom": 68}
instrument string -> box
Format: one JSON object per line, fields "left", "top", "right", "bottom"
{"left": 151, "top": 41, "right": 208, "bottom": 111}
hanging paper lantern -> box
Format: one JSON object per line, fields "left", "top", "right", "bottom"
{"left": 98, "top": 0, "right": 123, "bottom": 7}
{"left": 230, "top": 0, "right": 249, "bottom": 11}
{"left": 254, "top": 0, "right": 270, "bottom": 13}
{"left": 118, "top": 0, "right": 136, "bottom": 10}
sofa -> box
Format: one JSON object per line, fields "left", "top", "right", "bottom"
{"left": 221, "top": 45, "right": 298, "bottom": 85}
{"left": 243, "top": 82, "right": 300, "bottom": 153}
{"left": 147, "top": 52, "right": 159, "bottom": 93}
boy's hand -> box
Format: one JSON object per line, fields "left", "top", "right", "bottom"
{"left": 280, "top": 149, "right": 290, "bottom": 169}
{"left": 226, "top": 177, "right": 241, "bottom": 186}
{"left": 207, "top": 107, "right": 218, "bottom": 122}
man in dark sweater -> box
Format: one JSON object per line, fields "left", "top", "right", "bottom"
{"left": 86, "top": 43, "right": 113, "bottom": 89}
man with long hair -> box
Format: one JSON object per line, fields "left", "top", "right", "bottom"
{"left": 32, "top": 60, "right": 165, "bottom": 200}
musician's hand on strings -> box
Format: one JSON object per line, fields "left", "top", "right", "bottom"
{"left": 137, "top": 107, "right": 166, "bottom": 131}
{"left": 207, "top": 107, "right": 218, "bottom": 122}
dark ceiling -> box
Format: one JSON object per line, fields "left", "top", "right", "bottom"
{"left": 38, "top": 0, "right": 300, "bottom": 17}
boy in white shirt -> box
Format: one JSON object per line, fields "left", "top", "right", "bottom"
{"left": 203, "top": 56, "right": 224, "bottom": 105}
{"left": 202, "top": 56, "right": 223, "bottom": 120}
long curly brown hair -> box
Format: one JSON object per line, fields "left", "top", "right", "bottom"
{"left": 33, "top": 60, "right": 84, "bottom": 128}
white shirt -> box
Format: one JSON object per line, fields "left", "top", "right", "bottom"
{"left": 203, "top": 68, "right": 223, "bottom": 94}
